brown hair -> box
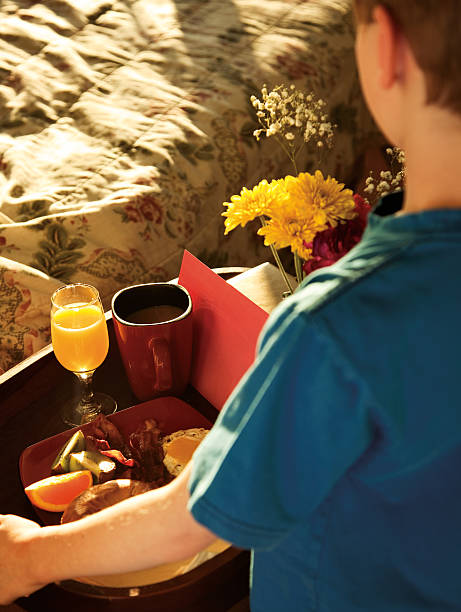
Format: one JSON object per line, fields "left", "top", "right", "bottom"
{"left": 353, "top": 1, "right": 461, "bottom": 114}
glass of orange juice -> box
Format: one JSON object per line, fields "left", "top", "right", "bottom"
{"left": 51, "top": 283, "right": 117, "bottom": 426}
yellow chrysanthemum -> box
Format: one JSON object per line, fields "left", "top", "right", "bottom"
{"left": 258, "top": 215, "right": 319, "bottom": 260}
{"left": 283, "top": 171, "right": 356, "bottom": 227}
{"left": 222, "top": 179, "right": 277, "bottom": 234}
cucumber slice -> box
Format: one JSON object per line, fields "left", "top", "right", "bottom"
{"left": 68, "top": 450, "right": 116, "bottom": 484}
{"left": 51, "top": 430, "right": 86, "bottom": 474}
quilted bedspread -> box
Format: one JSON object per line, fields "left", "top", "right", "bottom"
{"left": 0, "top": 0, "right": 379, "bottom": 374}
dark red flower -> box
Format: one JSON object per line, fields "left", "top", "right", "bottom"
{"left": 303, "top": 194, "right": 371, "bottom": 275}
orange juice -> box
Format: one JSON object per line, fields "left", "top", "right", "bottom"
{"left": 51, "top": 302, "right": 109, "bottom": 372}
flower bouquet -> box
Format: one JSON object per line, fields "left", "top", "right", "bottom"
{"left": 222, "top": 85, "right": 372, "bottom": 295}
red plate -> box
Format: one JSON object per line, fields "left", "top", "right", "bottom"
{"left": 18, "top": 398, "right": 243, "bottom": 601}
{"left": 19, "top": 396, "right": 212, "bottom": 526}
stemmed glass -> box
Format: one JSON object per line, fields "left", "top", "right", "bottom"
{"left": 51, "top": 283, "right": 117, "bottom": 427}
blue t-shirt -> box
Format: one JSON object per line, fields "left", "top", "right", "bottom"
{"left": 188, "top": 192, "right": 461, "bottom": 611}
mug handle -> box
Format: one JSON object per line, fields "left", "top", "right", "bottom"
{"left": 150, "top": 338, "right": 173, "bottom": 392}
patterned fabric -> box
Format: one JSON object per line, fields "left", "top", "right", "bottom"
{"left": 0, "top": 0, "right": 380, "bottom": 374}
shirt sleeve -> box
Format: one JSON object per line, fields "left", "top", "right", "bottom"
{"left": 188, "top": 298, "right": 375, "bottom": 551}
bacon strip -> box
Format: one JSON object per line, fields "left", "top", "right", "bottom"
{"left": 100, "top": 449, "right": 136, "bottom": 467}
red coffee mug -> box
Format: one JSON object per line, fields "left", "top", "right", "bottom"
{"left": 111, "top": 283, "right": 193, "bottom": 401}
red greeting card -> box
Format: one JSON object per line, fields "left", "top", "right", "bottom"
{"left": 178, "top": 251, "right": 269, "bottom": 410}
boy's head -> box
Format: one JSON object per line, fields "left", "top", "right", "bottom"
{"left": 353, "top": 1, "right": 461, "bottom": 115}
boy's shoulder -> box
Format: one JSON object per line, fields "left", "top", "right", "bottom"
{"left": 287, "top": 243, "right": 399, "bottom": 318}
{"left": 285, "top": 192, "right": 408, "bottom": 316}
{"left": 264, "top": 190, "right": 461, "bottom": 353}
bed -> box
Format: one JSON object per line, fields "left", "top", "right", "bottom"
{"left": 0, "top": 0, "right": 379, "bottom": 375}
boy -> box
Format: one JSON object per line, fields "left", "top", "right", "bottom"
{"left": 2, "top": 1, "right": 461, "bottom": 609}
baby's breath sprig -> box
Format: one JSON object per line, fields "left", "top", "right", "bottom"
{"left": 365, "top": 147, "right": 406, "bottom": 199}
{"left": 251, "top": 84, "right": 335, "bottom": 175}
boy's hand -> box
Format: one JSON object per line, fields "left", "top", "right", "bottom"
{"left": 0, "top": 514, "right": 45, "bottom": 604}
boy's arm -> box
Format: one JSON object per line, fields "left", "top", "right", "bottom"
{"left": 0, "top": 463, "right": 216, "bottom": 605}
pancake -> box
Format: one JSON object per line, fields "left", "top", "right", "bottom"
{"left": 61, "top": 479, "right": 153, "bottom": 524}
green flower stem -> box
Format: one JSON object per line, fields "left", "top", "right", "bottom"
{"left": 294, "top": 253, "right": 304, "bottom": 285}
{"left": 259, "top": 217, "right": 294, "bottom": 295}
{"left": 274, "top": 135, "right": 298, "bottom": 175}
{"left": 270, "top": 244, "right": 295, "bottom": 295}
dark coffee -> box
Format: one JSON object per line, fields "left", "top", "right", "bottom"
{"left": 125, "top": 304, "right": 184, "bottom": 325}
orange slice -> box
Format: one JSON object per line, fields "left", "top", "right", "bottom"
{"left": 24, "top": 470, "right": 93, "bottom": 512}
